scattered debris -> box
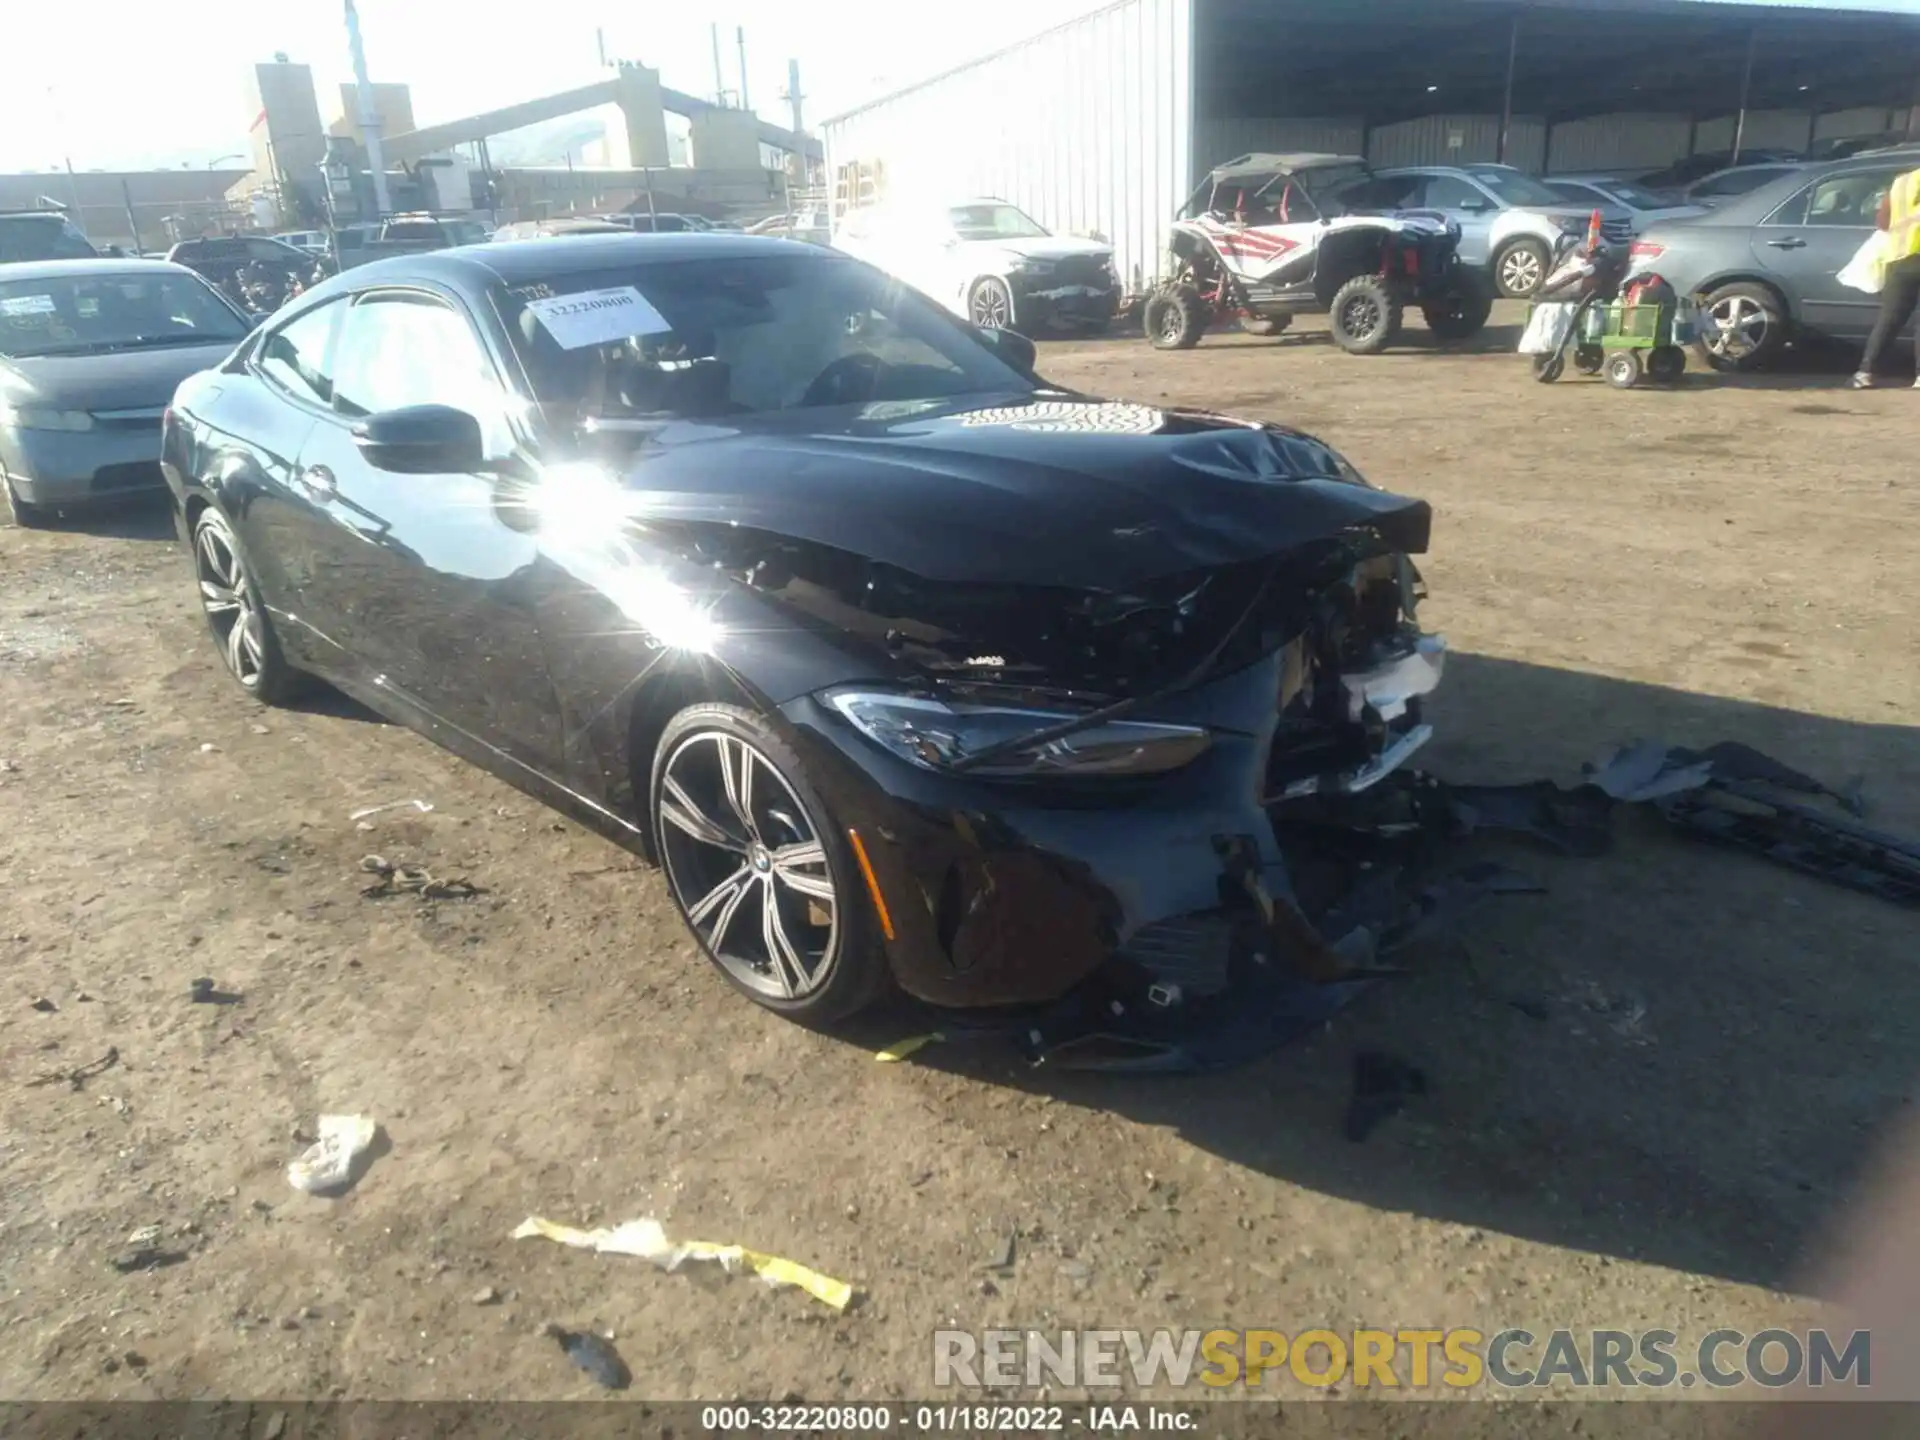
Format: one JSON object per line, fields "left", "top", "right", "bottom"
{"left": 30, "top": 997, "right": 57, "bottom": 1013}
{"left": 123, "top": 1351, "right": 147, "bottom": 1371}
{"left": 111, "top": 1225, "right": 187, "bottom": 1273}
{"left": 188, "top": 977, "right": 241, "bottom": 1005}
{"left": 198, "top": 742, "right": 219, "bottom": 754}
{"left": 249, "top": 724, "right": 270, "bottom": 736}
{"left": 875, "top": 1032, "right": 944, "bottom": 1062}
{"left": 543, "top": 1324, "right": 630, "bottom": 1390}
{"left": 512, "top": 1215, "right": 854, "bottom": 1311}
{"left": 0, "top": 758, "right": 15, "bottom": 773}
{"left": 27, "top": 1047, "right": 119, "bottom": 1091}
{"left": 286, "top": 1114, "right": 379, "bottom": 1195}
{"left": 980, "top": 1231, "right": 1017, "bottom": 1274}
{"left": 1344, "top": 1051, "right": 1428, "bottom": 1143}
{"left": 473, "top": 1285, "right": 501, "bottom": 1306}
{"left": 1587, "top": 740, "right": 1916, "bottom": 908}
{"left": 262, "top": 1413, "right": 286, "bottom": 1440}
{"left": 358, "top": 856, "right": 481, "bottom": 901}
{"left": 349, "top": 798, "right": 435, "bottom": 822}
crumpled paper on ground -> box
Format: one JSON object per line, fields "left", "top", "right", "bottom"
{"left": 512, "top": 1215, "right": 853, "bottom": 1311}
{"left": 287, "top": 1114, "right": 377, "bottom": 1194}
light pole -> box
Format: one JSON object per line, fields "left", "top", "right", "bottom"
{"left": 344, "top": 0, "right": 391, "bottom": 216}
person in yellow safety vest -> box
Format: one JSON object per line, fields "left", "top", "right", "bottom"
{"left": 1853, "top": 165, "right": 1920, "bottom": 389}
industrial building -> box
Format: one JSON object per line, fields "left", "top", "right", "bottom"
{"left": 821, "top": 0, "right": 1920, "bottom": 295}
{"left": 237, "top": 55, "right": 820, "bottom": 232}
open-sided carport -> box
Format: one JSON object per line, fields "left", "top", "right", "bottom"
{"left": 822, "top": 0, "right": 1920, "bottom": 294}
{"left": 1198, "top": 0, "right": 1920, "bottom": 174}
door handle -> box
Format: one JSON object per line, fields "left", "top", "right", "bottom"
{"left": 296, "top": 464, "right": 336, "bottom": 499}
{"left": 1765, "top": 237, "right": 1808, "bottom": 250}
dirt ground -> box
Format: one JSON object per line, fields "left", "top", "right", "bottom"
{"left": 2, "top": 304, "right": 1915, "bottom": 1412}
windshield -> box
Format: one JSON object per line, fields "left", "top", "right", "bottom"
{"left": 0, "top": 270, "right": 248, "bottom": 358}
{"left": 502, "top": 253, "right": 1035, "bottom": 425}
{"left": 1467, "top": 168, "right": 1567, "bottom": 206}
{"left": 1590, "top": 180, "right": 1669, "bottom": 210}
{"left": 949, "top": 203, "right": 1049, "bottom": 240}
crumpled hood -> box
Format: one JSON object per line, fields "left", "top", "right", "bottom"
{"left": 609, "top": 395, "right": 1430, "bottom": 589}
{"left": 0, "top": 343, "right": 235, "bottom": 413}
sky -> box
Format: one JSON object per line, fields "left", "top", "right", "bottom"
{"left": 0, "top": 0, "right": 1097, "bottom": 173}
{"left": 6, "top": 0, "right": 1919, "bottom": 174}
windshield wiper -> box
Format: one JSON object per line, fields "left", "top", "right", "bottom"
{"left": 111, "top": 334, "right": 238, "bottom": 350}
{"left": 947, "top": 556, "right": 1284, "bottom": 773}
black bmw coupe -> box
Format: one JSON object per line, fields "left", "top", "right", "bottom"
{"left": 161, "top": 232, "right": 1446, "bottom": 1025}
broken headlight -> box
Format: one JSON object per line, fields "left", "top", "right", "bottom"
{"left": 823, "top": 690, "right": 1210, "bottom": 779}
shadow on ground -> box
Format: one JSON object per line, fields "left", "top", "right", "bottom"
{"left": 26, "top": 494, "right": 176, "bottom": 542}
{"left": 859, "top": 651, "right": 1920, "bottom": 1292}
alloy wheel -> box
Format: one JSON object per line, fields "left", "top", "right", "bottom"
{"left": 1706, "top": 295, "right": 1768, "bottom": 361}
{"left": 1500, "top": 247, "right": 1544, "bottom": 295}
{"left": 1341, "top": 293, "right": 1383, "bottom": 341}
{"left": 657, "top": 731, "right": 839, "bottom": 1001}
{"left": 970, "top": 283, "right": 1012, "bottom": 329}
{"left": 194, "top": 518, "right": 266, "bottom": 689}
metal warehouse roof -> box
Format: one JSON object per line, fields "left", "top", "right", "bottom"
{"left": 826, "top": 0, "right": 1920, "bottom": 127}
{"left": 1199, "top": 0, "right": 1920, "bottom": 124}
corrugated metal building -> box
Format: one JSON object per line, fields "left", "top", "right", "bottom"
{"left": 823, "top": 0, "right": 1920, "bottom": 290}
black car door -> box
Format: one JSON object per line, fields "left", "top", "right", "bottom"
{"left": 289, "top": 286, "right": 567, "bottom": 772}
{"left": 225, "top": 297, "right": 344, "bottom": 668}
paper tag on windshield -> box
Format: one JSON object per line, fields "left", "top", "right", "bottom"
{"left": 524, "top": 286, "right": 671, "bottom": 349}
{"left": 0, "top": 295, "right": 56, "bottom": 317}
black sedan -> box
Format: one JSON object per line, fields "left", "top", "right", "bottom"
{"left": 1629, "top": 154, "right": 1914, "bottom": 370}
{"left": 160, "top": 233, "right": 1446, "bottom": 1025}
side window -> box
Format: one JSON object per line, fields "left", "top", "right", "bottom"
{"left": 330, "top": 293, "right": 514, "bottom": 459}
{"left": 1803, "top": 170, "right": 1898, "bottom": 228}
{"left": 1424, "top": 176, "right": 1490, "bottom": 211}
{"left": 383, "top": 221, "right": 441, "bottom": 242}
{"left": 1764, "top": 185, "right": 1813, "bottom": 227}
{"left": 257, "top": 300, "right": 342, "bottom": 405}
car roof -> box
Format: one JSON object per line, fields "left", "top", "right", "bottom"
{"left": 0, "top": 257, "right": 199, "bottom": 282}
{"left": 1209, "top": 153, "right": 1366, "bottom": 180}
{"left": 1678, "top": 155, "right": 1900, "bottom": 223}
{"left": 295, "top": 230, "right": 826, "bottom": 300}
{"left": 0, "top": 210, "right": 78, "bottom": 221}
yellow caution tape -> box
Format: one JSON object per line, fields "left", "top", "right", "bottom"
{"left": 875, "top": 1032, "right": 945, "bottom": 1062}
{"left": 513, "top": 1215, "right": 853, "bottom": 1311}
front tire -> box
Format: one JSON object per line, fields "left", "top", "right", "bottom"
{"left": 1328, "top": 275, "right": 1403, "bottom": 355}
{"left": 651, "top": 703, "right": 889, "bottom": 1024}
{"left": 1143, "top": 283, "right": 1209, "bottom": 349}
{"left": 1696, "top": 282, "right": 1786, "bottom": 372}
{"left": 190, "top": 507, "right": 307, "bottom": 704}
{"left": 1493, "top": 238, "right": 1551, "bottom": 299}
{"left": 1421, "top": 284, "right": 1493, "bottom": 342}
{"left": 968, "top": 276, "right": 1016, "bottom": 332}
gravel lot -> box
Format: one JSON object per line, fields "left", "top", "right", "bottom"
{"left": 2, "top": 305, "right": 1914, "bottom": 1414}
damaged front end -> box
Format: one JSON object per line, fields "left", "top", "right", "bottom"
{"left": 758, "top": 520, "right": 1456, "bottom": 1051}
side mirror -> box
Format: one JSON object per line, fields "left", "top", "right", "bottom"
{"left": 976, "top": 324, "right": 1037, "bottom": 372}
{"left": 351, "top": 404, "right": 483, "bottom": 474}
